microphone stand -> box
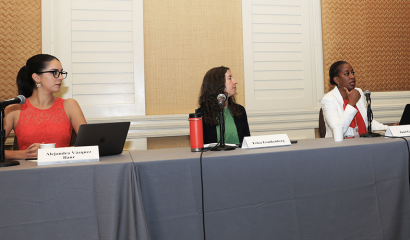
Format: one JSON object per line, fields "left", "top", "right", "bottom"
{"left": 0, "top": 107, "right": 20, "bottom": 167}
{"left": 212, "top": 105, "right": 235, "bottom": 151}
{"left": 360, "top": 95, "right": 381, "bottom": 138}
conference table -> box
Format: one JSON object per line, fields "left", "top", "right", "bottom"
{"left": 1, "top": 137, "right": 410, "bottom": 240}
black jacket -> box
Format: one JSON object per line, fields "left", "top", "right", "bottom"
{"left": 196, "top": 104, "right": 250, "bottom": 144}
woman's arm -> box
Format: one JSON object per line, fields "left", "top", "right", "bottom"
{"left": 3, "top": 104, "right": 17, "bottom": 141}
{"left": 371, "top": 119, "right": 388, "bottom": 130}
{"left": 5, "top": 143, "right": 42, "bottom": 160}
{"left": 321, "top": 95, "right": 358, "bottom": 134}
{"left": 3, "top": 104, "right": 41, "bottom": 159}
{"left": 63, "top": 98, "right": 87, "bottom": 134}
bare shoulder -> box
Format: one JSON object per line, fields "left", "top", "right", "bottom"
{"left": 4, "top": 103, "right": 21, "bottom": 116}
{"left": 63, "top": 98, "right": 80, "bottom": 108}
{"left": 63, "top": 98, "right": 83, "bottom": 113}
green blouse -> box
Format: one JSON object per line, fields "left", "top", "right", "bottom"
{"left": 216, "top": 108, "right": 240, "bottom": 144}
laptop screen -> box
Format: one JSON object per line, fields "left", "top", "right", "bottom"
{"left": 399, "top": 104, "right": 410, "bottom": 125}
{"left": 75, "top": 122, "right": 130, "bottom": 156}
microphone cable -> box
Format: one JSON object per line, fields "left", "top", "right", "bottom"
{"left": 199, "top": 142, "right": 221, "bottom": 240}
{"left": 199, "top": 147, "right": 209, "bottom": 240}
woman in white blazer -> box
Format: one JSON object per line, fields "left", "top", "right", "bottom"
{"left": 321, "top": 61, "right": 388, "bottom": 138}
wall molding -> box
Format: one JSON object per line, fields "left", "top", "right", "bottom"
{"left": 85, "top": 91, "right": 409, "bottom": 140}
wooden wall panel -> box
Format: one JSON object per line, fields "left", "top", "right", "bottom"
{"left": 322, "top": 0, "right": 410, "bottom": 93}
{"left": 0, "top": 0, "right": 41, "bottom": 101}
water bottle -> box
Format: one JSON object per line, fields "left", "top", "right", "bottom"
{"left": 188, "top": 113, "right": 203, "bottom": 152}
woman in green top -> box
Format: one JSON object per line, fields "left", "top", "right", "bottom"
{"left": 196, "top": 66, "right": 250, "bottom": 145}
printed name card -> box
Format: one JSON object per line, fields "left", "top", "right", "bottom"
{"left": 385, "top": 125, "right": 410, "bottom": 137}
{"left": 242, "top": 134, "right": 291, "bottom": 149}
{"left": 37, "top": 146, "right": 99, "bottom": 166}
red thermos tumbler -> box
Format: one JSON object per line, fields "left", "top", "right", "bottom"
{"left": 189, "top": 113, "right": 204, "bottom": 152}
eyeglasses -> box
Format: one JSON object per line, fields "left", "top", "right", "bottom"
{"left": 36, "top": 70, "right": 68, "bottom": 79}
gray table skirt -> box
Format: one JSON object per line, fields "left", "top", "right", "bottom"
{"left": 131, "top": 137, "right": 410, "bottom": 240}
{"left": 1, "top": 137, "right": 409, "bottom": 240}
{"left": 0, "top": 152, "right": 150, "bottom": 240}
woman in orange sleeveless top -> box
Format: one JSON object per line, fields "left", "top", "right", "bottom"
{"left": 4, "top": 54, "right": 86, "bottom": 159}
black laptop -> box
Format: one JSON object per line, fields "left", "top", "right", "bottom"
{"left": 399, "top": 104, "right": 410, "bottom": 125}
{"left": 75, "top": 122, "right": 130, "bottom": 156}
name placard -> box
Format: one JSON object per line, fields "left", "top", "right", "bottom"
{"left": 37, "top": 146, "right": 99, "bottom": 166}
{"left": 242, "top": 134, "right": 291, "bottom": 149}
{"left": 385, "top": 125, "right": 410, "bottom": 137}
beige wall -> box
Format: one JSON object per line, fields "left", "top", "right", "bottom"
{"left": 147, "top": 135, "right": 190, "bottom": 150}
{"left": 143, "top": 0, "right": 245, "bottom": 115}
{"left": 144, "top": 0, "right": 244, "bottom": 149}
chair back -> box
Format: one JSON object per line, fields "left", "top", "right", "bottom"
{"left": 319, "top": 108, "right": 326, "bottom": 138}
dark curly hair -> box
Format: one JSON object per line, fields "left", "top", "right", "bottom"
{"left": 329, "top": 61, "right": 348, "bottom": 86}
{"left": 16, "top": 54, "right": 59, "bottom": 98}
{"left": 198, "top": 66, "right": 242, "bottom": 126}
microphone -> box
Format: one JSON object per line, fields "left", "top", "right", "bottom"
{"left": 217, "top": 94, "right": 226, "bottom": 106}
{"left": 360, "top": 89, "right": 381, "bottom": 138}
{"left": 0, "top": 95, "right": 26, "bottom": 108}
{"left": 364, "top": 90, "right": 371, "bottom": 102}
{"left": 212, "top": 93, "right": 235, "bottom": 151}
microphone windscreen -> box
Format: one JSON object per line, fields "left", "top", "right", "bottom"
{"left": 217, "top": 94, "right": 226, "bottom": 106}
{"left": 217, "top": 93, "right": 226, "bottom": 101}
{"left": 17, "top": 95, "right": 26, "bottom": 104}
{"left": 364, "top": 90, "right": 371, "bottom": 96}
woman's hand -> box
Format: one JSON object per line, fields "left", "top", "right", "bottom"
{"left": 344, "top": 87, "right": 361, "bottom": 107}
{"left": 23, "top": 143, "right": 42, "bottom": 159}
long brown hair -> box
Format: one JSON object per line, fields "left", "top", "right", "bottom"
{"left": 198, "top": 66, "right": 242, "bottom": 125}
